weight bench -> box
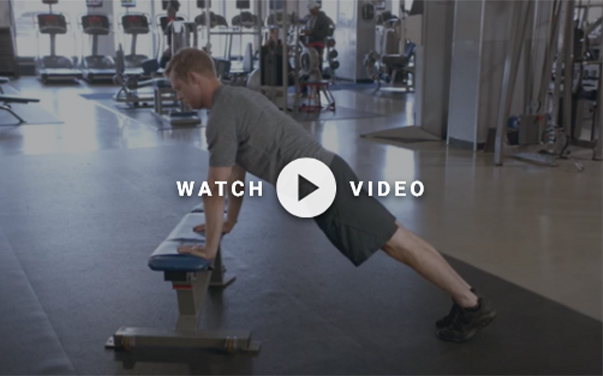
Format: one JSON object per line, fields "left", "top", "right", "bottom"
{"left": 1, "top": 95, "right": 40, "bottom": 125}
{"left": 106, "top": 209, "right": 260, "bottom": 354}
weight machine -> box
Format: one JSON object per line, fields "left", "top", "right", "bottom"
{"left": 493, "top": 0, "right": 602, "bottom": 170}
{"left": 364, "top": 11, "right": 415, "bottom": 93}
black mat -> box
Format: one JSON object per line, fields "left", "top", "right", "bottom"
{"left": 361, "top": 125, "right": 442, "bottom": 144}
{"left": 79, "top": 92, "right": 117, "bottom": 101}
{"left": 0, "top": 146, "right": 600, "bottom": 375}
{"left": 0, "top": 85, "right": 63, "bottom": 126}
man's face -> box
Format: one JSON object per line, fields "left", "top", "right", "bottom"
{"left": 310, "top": 7, "right": 319, "bottom": 15}
{"left": 169, "top": 72, "right": 203, "bottom": 109}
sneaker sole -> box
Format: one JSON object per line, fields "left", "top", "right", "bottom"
{"left": 437, "top": 311, "right": 497, "bottom": 343}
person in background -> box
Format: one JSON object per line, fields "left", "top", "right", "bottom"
{"left": 160, "top": 0, "right": 181, "bottom": 69}
{"left": 302, "top": 0, "right": 331, "bottom": 74}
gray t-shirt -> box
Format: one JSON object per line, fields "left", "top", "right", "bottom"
{"left": 206, "top": 85, "right": 334, "bottom": 185}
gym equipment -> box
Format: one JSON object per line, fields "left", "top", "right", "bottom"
{"left": 153, "top": 20, "right": 200, "bottom": 126}
{"left": 35, "top": 0, "right": 82, "bottom": 83}
{"left": 493, "top": 0, "right": 602, "bottom": 168}
{"left": 118, "top": 0, "right": 152, "bottom": 76}
{"left": 0, "top": 78, "right": 40, "bottom": 125}
{"left": 0, "top": 96, "right": 41, "bottom": 125}
{"left": 0, "top": 81, "right": 40, "bottom": 125}
{"left": 364, "top": 16, "right": 415, "bottom": 93}
{"left": 113, "top": 46, "right": 160, "bottom": 106}
{"left": 80, "top": 0, "right": 115, "bottom": 82}
{"left": 106, "top": 211, "right": 260, "bottom": 354}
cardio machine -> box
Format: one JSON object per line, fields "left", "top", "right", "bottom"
{"left": 118, "top": 0, "right": 152, "bottom": 76}
{"left": 152, "top": 20, "right": 201, "bottom": 126}
{"left": 80, "top": 0, "right": 115, "bottom": 82}
{"left": 35, "top": 0, "right": 82, "bottom": 83}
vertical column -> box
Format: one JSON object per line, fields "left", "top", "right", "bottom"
{"left": 332, "top": 0, "right": 357, "bottom": 81}
{"left": 414, "top": 0, "right": 455, "bottom": 139}
{"left": 595, "top": 23, "right": 603, "bottom": 161}
{"left": 0, "top": 0, "right": 12, "bottom": 27}
{"left": 355, "top": 0, "right": 376, "bottom": 81}
{"left": 446, "top": 0, "right": 485, "bottom": 150}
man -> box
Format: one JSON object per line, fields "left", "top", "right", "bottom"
{"left": 302, "top": 0, "right": 331, "bottom": 74}
{"left": 159, "top": 0, "right": 181, "bottom": 68}
{"left": 166, "top": 48, "right": 496, "bottom": 343}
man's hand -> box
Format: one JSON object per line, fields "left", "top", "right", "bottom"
{"left": 177, "top": 244, "right": 217, "bottom": 260}
{"left": 193, "top": 219, "right": 236, "bottom": 234}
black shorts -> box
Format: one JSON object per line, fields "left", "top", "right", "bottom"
{"left": 313, "top": 155, "right": 398, "bottom": 266}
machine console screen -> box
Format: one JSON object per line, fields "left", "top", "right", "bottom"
{"left": 122, "top": 14, "right": 150, "bottom": 33}
{"left": 37, "top": 13, "right": 68, "bottom": 33}
{"left": 82, "top": 14, "right": 110, "bottom": 32}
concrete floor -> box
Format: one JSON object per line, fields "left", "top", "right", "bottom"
{"left": 0, "top": 77, "right": 601, "bottom": 375}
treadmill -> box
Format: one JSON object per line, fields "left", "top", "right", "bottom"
{"left": 35, "top": 0, "right": 82, "bottom": 83}
{"left": 119, "top": 0, "right": 152, "bottom": 76}
{"left": 80, "top": 0, "right": 115, "bottom": 82}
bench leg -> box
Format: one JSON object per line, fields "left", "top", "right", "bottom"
{"left": 106, "top": 327, "right": 260, "bottom": 354}
{"left": 106, "top": 267, "right": 259, "bottom": 354}
{"left": 0, "top": 105, "right": 25, "bottom": 124}
{"left": 174, "top": 271, "right": 212, "bottom": 331}
{"left": 210, "top": 246, "right": 236, "bottom": 288}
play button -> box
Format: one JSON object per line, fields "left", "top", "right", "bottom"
{"left": 298, "top": 175, "right": 319, "bottom": 201}
{"left": 276, "top": 158, "right": 337, "bottom": 218}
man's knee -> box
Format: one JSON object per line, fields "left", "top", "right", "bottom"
{"left": 382, "top": 224, "right": 415, "bottom": 264}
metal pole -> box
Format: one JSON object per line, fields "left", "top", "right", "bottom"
{"left": 595, "top": 32, "right": 603, "bottom": 160}
{"left": 549, "top": 0, "right": 567, "bottom": 150}
{"left": 525, "top": 0, "right": 536, "bottom": 114}
{"left": 293, "top": 18, "right": 300, "bottom": 115}
{"left": 536, "top": 0, "right": 563, "bottom": 115}
{"left": 562, "top": 0, "right": 575, "bottom": 137}
{"left": 282, "top": 0, "right": 289, "bottom": 110}
{"left": 204, "top": 0, "right": 211, "bottom": 53}
{"left": 494, "top": 1, "right": 532, "bottom": 165}
{"left": 257, "top": 0, "right": 262, "bottom": 85}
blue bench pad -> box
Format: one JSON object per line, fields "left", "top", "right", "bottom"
{"left": 148, "top": 213, "right": 210, "bottom": 272}
{"left": 166, "top": 213, "right": 207, "bottom": 242}
{"left": 148, "top": 240, "right": 211, "bottom": 272}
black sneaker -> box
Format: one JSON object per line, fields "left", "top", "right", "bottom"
{"left": 437, "top": 297, "right": 497, "bottom": 342}
{"left": 435, "top": 288, "right": 478, "bottom": 329}
{"left": 435, "top": 301, "right": 461, "bottom": 329}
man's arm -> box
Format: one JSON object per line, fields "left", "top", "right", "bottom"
{"left": 225, "top": 164, "right": 246, "bottom": 229}
{"left": 202, "top": 166, "right": 233, "bottom": 258}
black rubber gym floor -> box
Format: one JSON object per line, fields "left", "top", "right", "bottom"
{"left": 0, "top": 146, "right": 600, "bottom": 375}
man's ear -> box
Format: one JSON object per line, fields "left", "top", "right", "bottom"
{"left": 188, "top": 71, "right": 200, "bottom": 84}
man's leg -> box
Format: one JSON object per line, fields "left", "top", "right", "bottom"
{"left": 381, "top": 222, "right": 477, "bottom": 308}
{"left": 381, "top": 222, "right": 497, "bottom": 342}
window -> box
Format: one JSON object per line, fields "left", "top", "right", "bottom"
{"left": 321, "top": 0, "right": 337, "bottom": 19}
{"left": 13, "top": 0, "right": 86, "bottom": 58}
{"left": 392, "top": 0, "right": 400, "bottom": 17}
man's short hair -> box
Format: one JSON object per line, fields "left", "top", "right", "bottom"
{"left": 165, "top": 48, "right": 216, "bottom": 80}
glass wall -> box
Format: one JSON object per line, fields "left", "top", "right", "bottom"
{"left": 12, "top": 0, "right": 275, "bottom": 61}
